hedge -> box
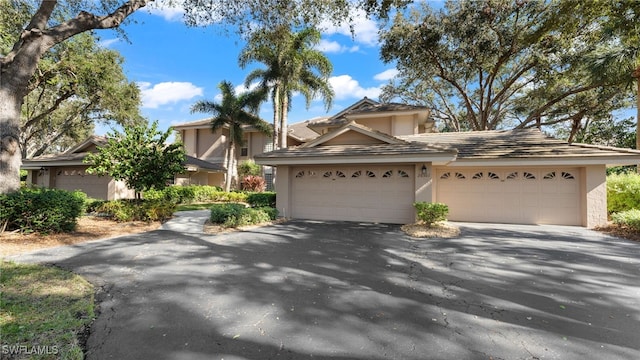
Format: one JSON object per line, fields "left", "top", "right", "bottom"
{"left": 209, "top": 203, "right": 278, "bottom": 228}
{"left": 607, "top": 172, "right": 640, "bottom": 214}
{"left": 246, "top": 192, "right": 276, "bottom": 208}
{"left": 89, "top": 199, "right": 176, "bottom": 222}
{"left": 0, "top": 188, "right": 86, "bottom": 233}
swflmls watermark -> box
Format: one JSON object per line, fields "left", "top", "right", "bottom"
{"left": 1, "top": 344, "right": 59, "bottom": 356}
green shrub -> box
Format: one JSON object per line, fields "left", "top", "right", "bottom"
{"left": 92, "top": 199, "right": 175, "bottom": 222}
{"left": 209, "top": 203, "right": 277, "bottom": 227}
{"left": 246, "top": 192, "right": 276, "bottom": 207}
{"left": 413, "top": 202, "right": 449, "bottom": 227}
{"left": 191, "top": 185, "right": 223, "bottom": 202}
{"left": 256, "top": 206, "right": 279, "bottom": 220}
{"left": 238, "top": 160, "right": 261, "bottom": 178}
{"left": 144, "top": 185, "right": 224, "bottom": 204}
{"left": 611, "top": 209, "right": 640, "bottom": 231}
{"left": 210, "top": 203, "right": 246, "bottom": 224}
{"left": 607, "top": 172, "right": 640, "bottom": 213}
{"left": 0, "top": 188, "right": 86, "bottom": 233}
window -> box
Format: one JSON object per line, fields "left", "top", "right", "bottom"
{"left": 352, "top": 170, "right": 362, "bottom": 178}
{"left": 543, "top": 172, "right": 556, "bottom": 180}
{"left": 366, "top": 170, "right": 376, "bottom": 178}
{"left": 488, "top": 172, "right": 499, "bottom": 180}
{"left": 240, "top": 147, "right": 248, "bottom": 157}
{"left": 440, "top": 172, "right": 451, "bottom": 179}
{"left": 323, "top": 171, "right": 332, "bottom": 178}
{"left": 398, "top": 170, "right": 409, "bottom": 178}
{"left": 383, "top": 170, "right": 393, "bottom": 178}
{"left": 472, "top": 172, "right": 483, "bottom": 179}
{"left": 523, "top": 172, "right": 536, "bottom": 180}
{"left": 562, "top": 172, "right": 575, "bottom": 179}
{"left": 506, "top": 172, "right": 518, "bottom": 180}
{"left": 455, "top": 172, "right": 466, "bottom": 179}
{"left": 295, "top": 171, "right": 305, "bottom": 178}
{"left": 336, "top": 171, "right": 346, "bottom": 178}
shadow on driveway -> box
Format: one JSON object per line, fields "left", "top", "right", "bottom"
{"left": 9, "top": 220, "right": 640, "bottom": 360}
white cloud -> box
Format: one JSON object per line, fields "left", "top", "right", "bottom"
{"left": 320, "top": 9, "right": 379, "bottom": 46}
{"left": 145, "top": 0, "right": 185, "bottom": 22}
{"left": 98, "top": 38, "right": 120, "bottom": 48}
{"left": 374, "top": 69, "right": 399, "bottom": 81}
{"left": 329, "top": 75, "right": 381, "bottom": 100}
{"left": 139, "top": 81, "right": 203, "bottom": 109}
{"left": 316, "top": 39, "right": 360, "bottom": 54}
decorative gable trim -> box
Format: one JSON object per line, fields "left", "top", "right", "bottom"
{"left": 65, "top": 135, "right": 107, "bottom": 154}
{"left": 300, "top": 121, "right": 407, "bottom": 148}
{"left": 328, "top": 97, "right": 379, "bottom": 122}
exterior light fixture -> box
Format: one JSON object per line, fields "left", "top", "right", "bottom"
{"left": 421, "top": 164, "right": 427, "bottom": 175}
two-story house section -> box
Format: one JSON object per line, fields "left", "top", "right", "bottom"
{"left": 305, "top": 97, "right": 436, "bottom": 137}
{"left": 171, "top": 118, "right": 319, "bottom": 188}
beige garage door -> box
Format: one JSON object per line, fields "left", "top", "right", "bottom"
{"left": 436, "top": 168, "right": 581, "bottom": 225}
{"left": 291, "top": 166, "right": 414, "bottom": 224}
{"left": 55, "top": 167, "right": 110, "bottom": 199}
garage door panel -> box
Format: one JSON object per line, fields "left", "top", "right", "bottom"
{"left": 436, "top": 168, "right": 580, "bottom": 226}
{"left": 292, "top": 166, "right": 414, "bottom": 224}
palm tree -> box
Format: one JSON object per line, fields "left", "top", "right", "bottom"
{"left": 191, "top": 81, "right": 271, "bottom": 192}
{"left": 239, "top": 26, "right": 334, "bottom": 149}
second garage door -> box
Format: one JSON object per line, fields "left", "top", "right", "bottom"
{"left": 436, "top": 168, "right": 581, "bottom": 225}
{"left": 291, "top": 166, "right": 414, "bottom": 224}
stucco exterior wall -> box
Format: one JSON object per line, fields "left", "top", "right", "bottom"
{"left": 581, "top": 165, "right": 607, "bottom": 228}
{"left": 198, "top": 128, "right": 226, "bottom": 162}
{"left": 322, "top": 132, "right": 386, "bottom": 146}
{"left": 275, "top": 165, "right": 291, "bottom": 218}
{"left": 357, "top": 117, "right": 392, "bottom": 135}
{"left": 392, "top": 115, "right": 417, "bottom": 136}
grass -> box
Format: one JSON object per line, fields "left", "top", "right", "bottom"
{"left": 0, "top": 261, "right": 95, "bottom": 360}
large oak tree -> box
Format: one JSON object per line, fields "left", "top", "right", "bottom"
{"left": 379, "top": 0, "right": 634, "bottom": 138}
{"left": 0, "top": 0, "right": 406, "bottom": 195}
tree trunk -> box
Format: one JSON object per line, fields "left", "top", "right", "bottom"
{"left": 225, "top": 138, "right": 236, "bottom": 193}
{"left": 272, "top": 86, "right": 280, "bottom": 150}
{"left": 0, "top": 87, "right": 23, "bottom": 194}
{"left": 280, "top": 95, "right": 289, "bottom": 149}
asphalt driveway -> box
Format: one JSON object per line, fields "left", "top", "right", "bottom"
{"left": 7, "top": 217, "right": 640, "bottom": 360}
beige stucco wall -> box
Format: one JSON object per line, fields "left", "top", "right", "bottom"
{"left": 581, "top": 165, "right": 607, "bottom": 228}
{"left": 357, "top": 117, "right": 392, "bottom": 135}
{"left": 322, "top": 131, "right": 387, "bottom": 146}
{"left": 274, "top": 165, "right": 291, "bottom": 218}
{"left": 182, "top": 129, "right": 197, "bottom": 157}
{"left": 198, "top": 128, "right": 226, "bottom": 162}
{"left": 392, "top": 115, "right": 417, "bottom": 136}
{"left": 414, "top": 163, "right": 433, "bottom": 203}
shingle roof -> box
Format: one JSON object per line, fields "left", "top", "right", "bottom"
{"left": 398, "top": 129, "right": 640, "bottom": 159}
{"left": 184, "top": 156, "right": 225, "bottom": 171}
{"left": 288, "top": 121, "right": 321, "bottom": 141}
{"left": 255, "top": 142, "right": 456, "bottom": 159}
{"left": 345, "top": 102, "right": 429, "bottom": 115}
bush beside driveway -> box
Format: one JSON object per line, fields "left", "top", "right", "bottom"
{"left": 8, "top": 221, "right": 640, "bottom": 360}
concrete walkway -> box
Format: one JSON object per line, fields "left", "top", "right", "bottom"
{"left": 7, "top": 219, "right": 640, "bottom": 360}
{"left": 159, "top": 210, "right": 210, "bottom": 234}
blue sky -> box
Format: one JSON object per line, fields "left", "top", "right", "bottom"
{"left": 97, "top": 4, "right": 402, "bottom": 135}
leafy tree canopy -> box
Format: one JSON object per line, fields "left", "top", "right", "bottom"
{"left": 85, "top": 121, "right": 186, "bottom": 195}
{"left": 379, "top": 0, "right": 635, "bottom": 138}
{"left": 240, "top": 25, "right": 333, "bottom": 148}
{"left": 21, "top": 32, "right": 143, "bottom": 158}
